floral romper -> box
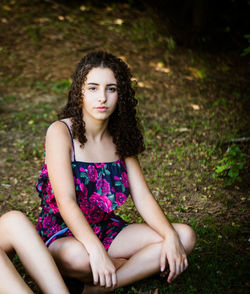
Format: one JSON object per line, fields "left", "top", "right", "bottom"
{"left": 36, "top": 121, "right": 130, "bottom": 250}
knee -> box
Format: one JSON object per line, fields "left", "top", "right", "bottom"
{"left": 0, "top": 211, "right": 28, "bottom": 233}
{"left": 55, "top": 243, "right": 91, "bottom": 275}
{"left": 62, "top": 248, "right": 90, "bottom": 273}
{"left": 181, "top": 224, "right": 196, "bottom": 254}
{"left": 1, "top": 210, "right": 27, "bottom": 222}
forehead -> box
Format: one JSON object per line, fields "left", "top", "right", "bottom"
{"left": 86, "top": 67, "right": 116, "bottom": 84}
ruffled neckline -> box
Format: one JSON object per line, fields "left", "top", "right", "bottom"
{"left": 43, "top": 159, "right": 123, "bottom": 168}
{"left": 72, "top": 159, "right": 122, "bottom": 165}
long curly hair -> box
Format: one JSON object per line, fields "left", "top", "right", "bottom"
{"left": 58, "top": 51, "right": 145, "bottom": 158}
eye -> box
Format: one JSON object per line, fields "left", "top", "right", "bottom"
{"left": 88, "top": 87, "right": 97, "bottom": 91}
{"left": 107, "top": 87, "right": 117, "bottom": 92}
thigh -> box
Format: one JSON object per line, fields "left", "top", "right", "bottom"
{"left": 49, "top": 236, "right": 91, "bottom": 274}
{"left": 108, "top": 223, "right": 163, "bottom": 259}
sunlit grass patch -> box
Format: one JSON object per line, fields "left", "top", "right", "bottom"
{"left": 122, "top": 16, "right": 165, "bottom": 49}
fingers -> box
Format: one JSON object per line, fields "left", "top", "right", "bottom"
{"left": 93, "top": 269, "right": 117, "bottom": 288}
{"left": 184, "top": 257, "right": 188, "bottom": 270}
{"left": 92, "top": 271, "right": 99, "bottom": 286}
{"left": 111, "top": 272, "right": 117, "bottom": 288}
{"left": 167, "top": 260, "right": 176, "bottom": 283}
{"left": 104, "top": 270, "right": 117, "bottom": 289}
{"left": 105, "top": 273, "right": 112, "bottom": 288}
{"left": 160, "top": 251, "right": 166, "bottom": 272}
{"left": 102, "top": 272, "right": 117, "bottom": 288}
{"left": 180, "top": 257, "right": 188, "bottom": 273}
{"left": 99, "top": 274, "right": 105, "bottom": 287}
{"left": 89, "top": 252, "right": 117, "bottom": 289}
{"left": 167, "top": 255, "right": 188, "bottom": 283}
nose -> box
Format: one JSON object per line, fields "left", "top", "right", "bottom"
{"left": 98, "top": 89, "right": 107, "bottom": 103}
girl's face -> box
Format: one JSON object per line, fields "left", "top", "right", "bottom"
{"left": 82, "top": 67, "right": 118, "bottom": 122}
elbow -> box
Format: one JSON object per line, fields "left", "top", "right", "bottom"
{"left": 56, "top": 196, "right": 78, "bottom": 213}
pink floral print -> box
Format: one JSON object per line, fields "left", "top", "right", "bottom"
{"left": 36, "top": 159, "right": 130, "bottom": 250}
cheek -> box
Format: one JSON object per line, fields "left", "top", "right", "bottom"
{"left": 112, "top": 97, "right": 118, "bottom": 109}
{"left": 113, "top": 94, "right": 118, "bottom": 105}
{"left": 83, "top": 93, "right": 93, "bottom": 105}
{"left": 82, "top": 99, "right": 91, "bottom": 111}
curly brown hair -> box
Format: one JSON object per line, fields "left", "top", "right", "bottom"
{"left": 58, "top": 51, "right": 145, "bottom": 158}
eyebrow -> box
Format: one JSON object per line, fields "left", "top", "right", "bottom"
{"left": 87, "top": 83, "right": 117, "bottom": 86}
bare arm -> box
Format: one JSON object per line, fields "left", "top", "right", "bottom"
{"left": 125, "top": 157, "right": 175, "bottom": 234}
{"left": 125, "top": 156, "right": 188, "bottom": 283}
{"left": 46, "top": 122, "right": 99, "bottom": 249}
{"left": 46, "top": 122, "right": 116, "bottom": 287}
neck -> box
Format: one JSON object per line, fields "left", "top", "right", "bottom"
{"left": 84, "top": 116, "right": 109, "bottom": 142}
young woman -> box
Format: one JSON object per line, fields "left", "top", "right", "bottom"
{"left": 0, "top": 211, "right": 69, "bottom": 294}
{"left": 36, "top": 51, "right": 196, "bottom": 293}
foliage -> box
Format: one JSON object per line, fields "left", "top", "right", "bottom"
{"left": 241, "top": 34, "right": 250, "bottom": 57}
{"left": 51, "top": 79, "right": 72, "bottom": 93}
{"left": 167, "top": 37, "right": 176, "bottom": 52}
{"left": 213, "top": 145, "right": 246, "bottom": 186}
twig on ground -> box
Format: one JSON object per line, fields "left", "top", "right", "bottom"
{"left": 225, "top": 137, "right": 250, "bottom": 144}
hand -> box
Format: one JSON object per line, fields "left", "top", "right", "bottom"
{"left": 160, "top": 231, "right": 188, "bottom": 283}
{"left": 89, "top": 247, "right": 117, "bottom": 288}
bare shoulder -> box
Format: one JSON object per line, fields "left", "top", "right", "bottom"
{"left": 125, "top": 156, "right": 140, "bottom": 166}
{"left": 125, "top": 156, "right": 142, "bottom": 173}
{"left": 46, "top": 120, "right": 71, "bottom": 146}
{"left": 47, "top": 120, "right": 68, "bottom": 137}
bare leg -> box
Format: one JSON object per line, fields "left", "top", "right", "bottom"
{"left": 0, "top": 248, "right": 33, "bottom": 294}
{"left": 114, "top": 223, "right": 196, "bottom": 288}
{"left": 49, "top": 237, "right": 92, "bottom": 281}
{"left": 83, "top": 223, "right": 196, "bottom": 293}
{"left": 0, "top": 211, "right": 69, "bottom": 294}
{"left": 49, "top": 237, "right": 126, "bottom": 282}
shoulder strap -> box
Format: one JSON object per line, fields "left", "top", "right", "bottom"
{"left": 59, "top": 120, "right": 76, "bottom": 162}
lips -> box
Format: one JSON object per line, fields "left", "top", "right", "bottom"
{"left": 96, "top": 106, "right": 108, "bottom": 112}
{"left": 96, "top": 106, "right": 108, "bottom": 111}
